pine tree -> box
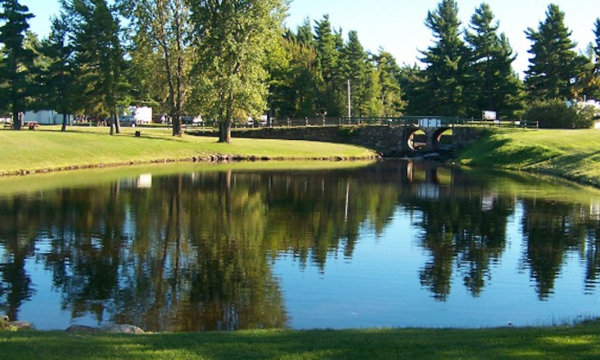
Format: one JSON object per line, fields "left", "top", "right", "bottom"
{"left": 591, "top": 19, "right": 600, "bottom": 99}
{"left": 313, "top": 15, "right": 340, "bottom": 116}
{"left": 340, "top": 30, "right": 370, "bottom": 118}
{"left": 524, "top": 4, "right": 586, "bottom": 100}
{"left": 0, "top": 0, "right": 36, "bottom": 130}
{"left": 594, "top": 19, "right": 600, "bottom": 72}
{"left": 465, "top": 3, "right": 523, "bottom": 118}
{"left": 373, "top": 49, "right": 405, "bottom": 117}
{"left": 419, "top": 0, "right": 470, "bottom": 117}
{"left": 37, "top": 15, "right": 77, "bottom": 131}
{"left": 269, "top": 35, "right": 322, "bottom": 118}
{"left": 296, "top": 18, "right": 313, "bottom": 47}
{"left": 65, "top": 0, "right": 129, "bottom": 135}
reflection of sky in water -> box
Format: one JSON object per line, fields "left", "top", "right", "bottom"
{"left": 273, "top": 202, "right": 600, "bottom": 329}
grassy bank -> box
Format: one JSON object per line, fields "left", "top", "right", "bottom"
{"left": 1, "top": 319, "right": 600, "bottom": 360}
{"left": 457, "top": 128, "right": 600, "bottom": 188}
{"left": 0, "top": 126, "right": 376, "bottom": 176}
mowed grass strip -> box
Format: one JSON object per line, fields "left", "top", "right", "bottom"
{"left": 458, "top": 128, "right": 600, "bottom": 187}
{"left": 1, "top": 320, "right": 600, "bottom": 360}
{"left": 0, "top": 126, "right": 376, "bottom": 174}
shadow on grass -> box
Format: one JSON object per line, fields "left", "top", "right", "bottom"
{"left": 2, "top": 323, "right": 599, "bottom": 360}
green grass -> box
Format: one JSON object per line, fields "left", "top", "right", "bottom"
{"left": 458, "top": 128, "right": 600, "bottom": 187}
{"left": 1, "top": 319, "right": 600, "bottom": 360}
{"left": 0, "top": 126, "right": 376, "bottom": 175}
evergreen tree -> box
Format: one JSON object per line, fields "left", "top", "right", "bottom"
{"left": 398, "top": 63, "right": 428, "bottom": 115}
{"left": 524, "top": 4, "right": 586, "bottom": 100}
{"left": 594, "top": 19, "right": 600, "bottom": 73}
{"left": 465, "top": 3, "right": 523, "bottom": 118}
{"left": 37, "top": 15, "right": 77, "bottom": 131}
{"left": 373, "top": 49, "right": 405, "bottom": 117}
{"left": 65, "top": 0, "right": 129, "bottom": 135}
{"left": 296, "top": 17, "right": 313, "bottom": 47}
{"left": 340, "top": 30, "right": 371, "bottom": 118}
{"left": 0, "top": 0, "right": 35, "bottom": 130}
{"left": 314, "top": 15, "right": 341, "bottom": 116}
{"left": 419, "top": 0, "right": 470, "bottom": 117}
{"left": 269, "top": 35, "right": 321, "bottom": 119}
{"left": 590, "top": 19, "right": 600, "bottom": 100}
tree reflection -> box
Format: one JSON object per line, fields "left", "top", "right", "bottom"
{"left": 520, "top": 199, "right": 590, "bottom": 299}
{"left": 405, "top": 165, "right": 513, "bottom": 300}
{"left": 0, "top": 196, "right": 38, "bottom": 321}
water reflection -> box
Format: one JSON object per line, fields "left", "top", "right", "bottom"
{"left": 0, "top": 161, "right": 599, "bottom": 330}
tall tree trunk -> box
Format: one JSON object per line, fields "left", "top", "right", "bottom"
{"left": 61, "top": 113, "right": 67, "bottom": 132}
{"left": 12, "top": 110, "right": 22, "bottom": 131}
{"left": 218, "top": 120, "right": 231, "bottom": 143}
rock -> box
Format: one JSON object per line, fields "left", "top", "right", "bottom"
{"left": 9, "top": 321, "right": 32, "bottom": 330}
{"left": 105, "top": 324, "right": 145, "bottom": 334}
{"left": 65, "top": 325, "right": 100, "bottom": 333}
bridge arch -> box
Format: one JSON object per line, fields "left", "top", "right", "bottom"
{"left": 431, "top": 127, "right": 453, "bottom": 151}
{"left": 405, "top": 127, "right": 427, "bottom": 151}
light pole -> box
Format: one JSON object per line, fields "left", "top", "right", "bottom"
{"left": 347, "top": 78, "right": 352, "bottom": 119}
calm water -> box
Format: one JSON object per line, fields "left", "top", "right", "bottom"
{"left": 0, "top": 161, "right": 599, "bottom": 331}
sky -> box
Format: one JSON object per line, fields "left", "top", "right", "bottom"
{"left": 19, "top": 0, "right": 600, "bottom": 76}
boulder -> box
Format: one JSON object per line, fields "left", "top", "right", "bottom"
{"left": 105, "top": 324, "right": 145, "bottom": 334}
{"left": 65, "top": 325, "right": 100, "bottom": 333}
{"left": 9, "top": 321, "right": 32, "bottom": 330}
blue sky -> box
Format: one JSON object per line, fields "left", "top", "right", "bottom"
{"left": 20, "top": 0, "right": 600, "bottom": 76}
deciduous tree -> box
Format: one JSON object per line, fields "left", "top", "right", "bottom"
{"left": 119, "top": 0, "right": 195, "bottom": 137}
{"left": 190, "top": 0, "right": 287, "bottom": 143}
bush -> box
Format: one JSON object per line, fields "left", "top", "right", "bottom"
{"left": 525, "top": 99, "right": 596, "bottom": 129}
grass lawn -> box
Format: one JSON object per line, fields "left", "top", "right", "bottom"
{"left": 457, "top": 128, "right": 600, "bottom": 187}
{"left": 1, "top": 319, "right": 600, "bottom": 360}
{"left": 0, "top": 126, "right": 376, "bottom": 175}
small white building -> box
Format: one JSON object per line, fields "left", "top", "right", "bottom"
{"left": 24, "top": 110, "right": 72, "bottom": 125}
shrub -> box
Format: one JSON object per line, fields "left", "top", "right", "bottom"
{"left": 525, "top": 99, "right": 596, "bottom": 129}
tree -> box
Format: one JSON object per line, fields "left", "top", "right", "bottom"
{"left": 65, "top": 0, "right": 128, "bottom": 135}
{"left": 37, "top": 15, "right": 77, "bottom": 131}
{"left": 119, "top": 0, "right": 195, "bottom": 137}
{"left": 340, "top": 30, "right": 376, "bottom": 118}
{"left": 588, "top": 19, "right": 600, "bottom": 100}
{"left": 373, "top": 49, "right": 405, "bottom": 117}
{"left": 524, "top": 4, "right": 586, "bottom": 101}
{"left": 269, "top": 35, "right": 322, "bottom": 119}
{"left": 419, "top": 0, "right": 470, "bottom": 117}
{"left": 296, "top": 17, "right": 314, "bottom": 47}
{"left": 313, "top": 15, "right": 341, "bottom": 117}
{"left": 0, "top": 0, "right": 35, "bottom": 130}
{"left": 594, "top": 19, "right": 600, "bottom": 74}
{"left": 464, "top": 3, "right": 523, "bottom": 118}
{"left": 190, "top": 0, "right": 287, "bottom": 143}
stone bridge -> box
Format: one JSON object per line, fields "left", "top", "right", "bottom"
{"left": 220, "top": 125, "right": 487, "bottom": 157}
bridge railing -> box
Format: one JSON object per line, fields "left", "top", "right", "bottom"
{"left": 245, "top": 117, "right": 538, "bottom": 129}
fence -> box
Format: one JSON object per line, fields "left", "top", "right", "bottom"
{"left": 235, "top": 116, "right": 538, "bottom": 129}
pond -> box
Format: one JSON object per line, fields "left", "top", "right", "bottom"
{"left": 0, "top": 160, "right": 599, "bottom": 332}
